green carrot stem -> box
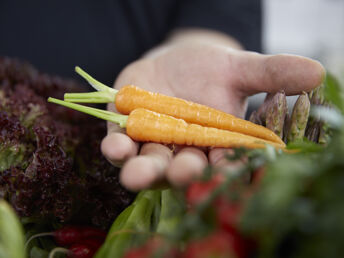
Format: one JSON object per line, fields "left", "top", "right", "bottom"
{"left": 75, "top": 66, "right": 118, "bottom": 94}
{"left": 64, "top": 91, "right": 116, "bottom": 103}
{"left": 47, "top": 97, "right": 128, "bottom": 128}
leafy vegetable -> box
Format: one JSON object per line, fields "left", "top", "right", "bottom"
{"left": 240, "top": 72, "right": 344, "bottom": 258}
{"left": 0, "top": 57, "right": 134, "bottom": 229}
{"left": 0, "top": 200, "right": 26, "bottom": 258}
{"left": 96, "top": 190, "right": 161, "bottom": 258}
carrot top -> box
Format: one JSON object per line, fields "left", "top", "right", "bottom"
{"left": 64, "top": 67, "right": 117, "bottom": 103}
{"left": 47, "top": 97, "right": 128, "bottom": 128}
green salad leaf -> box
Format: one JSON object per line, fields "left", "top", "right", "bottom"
{"left": 0, "top": 200, "right": 26, "bottom": 258}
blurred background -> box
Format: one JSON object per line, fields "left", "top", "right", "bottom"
{"left": 248, "top": 0, "right": 344, "bottom": 112}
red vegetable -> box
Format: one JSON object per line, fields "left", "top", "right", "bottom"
{"left": 74, "top": 238, "right": 103, "bottom": 251}
{"left": 67, "top": 244, "right": 96, "bottom": 258}
{"left": 54, "top": 225, "right": 106, "bottom": 246}
{"left": 185, "top": 174, "right": 224, "bottom": 207}
{"left": 48, "top": 237, "right": 103, "bottom": 258}
{"left": 215, "top": 198, "right": 242, "bottom": 234}
{"left": 183, "top": 230, "right": 242, "bottom": 258}
{"left": 49, "top": 244, "right": 98, "bottom": 258}
{"left": 25, "top": 225, "right": 106, "bottom": 249}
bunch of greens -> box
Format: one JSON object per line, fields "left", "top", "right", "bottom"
{"left": 95, "top": 189, "right": 184, "bottom": 258}
{"left": 249, "top": 79, "right": 332, "bottom": 144}
{"left": 0, "top": 199, "right": 26, "bottom": 258}
{"left": 241, "top": 74, "right": 344, "bottom": 258}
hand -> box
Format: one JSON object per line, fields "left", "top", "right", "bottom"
{"left": 101, "top": 31, "right": 325, "bottom": 191}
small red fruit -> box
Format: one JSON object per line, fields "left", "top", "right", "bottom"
{"left": 54, "top": 225, "right": 106, "bottom": 246}
{"left": 183, "top": 230, "right": 240, "bottom": 258}
{"left": 68, "top": 244, "right": 96, "bottom": 258}
{"left": 186, "top": 174, "right": 224, "bottom": 207}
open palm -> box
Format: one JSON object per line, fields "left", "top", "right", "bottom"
{"left": 102, "top": 42, "right": 325, "bottom": 191}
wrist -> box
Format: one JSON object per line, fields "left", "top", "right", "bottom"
{"left": 143, "top": 28, "right": 243, "bottom": 59}
{"left": 166, "top": 28, "right": 243, "bottom": 50}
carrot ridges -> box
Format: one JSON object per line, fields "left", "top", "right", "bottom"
{"left": 69, "top": 67, "right": 285, "bottom": 146}
{"left": 116, "top": 85, "right": 285, "bottom": 146}
{"left": 127, "top": 109, "right": 285, "bottom": 149}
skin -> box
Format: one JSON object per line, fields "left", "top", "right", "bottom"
{"left": 100, "top": 29, "right": 325, "bottom": 191}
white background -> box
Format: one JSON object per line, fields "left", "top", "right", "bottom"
{"left": 249, "top": 0, "right": 344, "bottom": 110}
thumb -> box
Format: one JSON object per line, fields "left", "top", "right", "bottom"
{"left": 233, "top": 52, "right": 326, "bottom": 96}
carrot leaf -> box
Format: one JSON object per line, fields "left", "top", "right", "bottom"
{"left": 324, "top": 72, "right": 344, "bottom": 113}
{"left": 64, "top": 91, "right": 116, "bottom": 103}
{"left": 48, "top": 98, "right": 128, "bottom": 128}
{"left": 75, "top": 66, "right": 118, "bottom": 94}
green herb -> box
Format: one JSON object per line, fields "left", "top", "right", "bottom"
{"left": 95, "top": 190, "right": 161, "bottom": 258}
{"left": 0, "top": 200, "right": 26, "bottom": 258}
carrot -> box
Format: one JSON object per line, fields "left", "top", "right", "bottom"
{"left": 48, "top": 98, "right": 285, "bottom": 150}
{"left": 63, "top": 67, "right": 285, "bottom": 146}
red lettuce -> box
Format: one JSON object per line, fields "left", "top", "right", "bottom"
{"left": 0, "top": 57, "right": 133, "bottom": 228}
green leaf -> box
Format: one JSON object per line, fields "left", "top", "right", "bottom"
{"left": 324, "top": 72, "right": 344, "bottom": 112}
{"left": 0, "top": 144, "right": 28, "bottom": 171}
{"left": 0, "top": 200, "right": 26, "bottom": 258}
{"left": 156, "top": 189, "right": 184, "bottom": 235}
{"left": 311, "top": 105, "right": 343, "bottom": 129}
{"left": 95, "top": 190, "right": 161, "bottom": 258}
{"left": 286, "top": 138, "right": 324, "bottom": 153}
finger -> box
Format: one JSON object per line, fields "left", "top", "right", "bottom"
{"left": 208, "top": 148, "right": 247, "bottom": 174}
{"left": 101, "top": 132, "right": 139, "bottom": 167}
{"left": 166, "top": 147, "right": 208, "bottom": 187}
{"left": 102, "top": 101, "right": 139, "bottom": 167}
{"left": 120, "top": 143, "right": 173, "bottom": 191}
{"left": 233, "top": 52, "right": 326, "bottom": 96}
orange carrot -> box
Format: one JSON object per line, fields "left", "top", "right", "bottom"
{"left": 115, "top": 85, "right": 285, "bottom": 146}
{"left": 64, "top": 67, "right": 285, "bottom": 146}
{"left": 48, "top": 98, "right": 285, "bottom": 150}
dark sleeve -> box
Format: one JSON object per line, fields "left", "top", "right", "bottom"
{"left": 174, "top": 0, "right": 262, "bottom": 52}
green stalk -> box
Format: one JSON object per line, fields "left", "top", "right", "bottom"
{"left": 0, "top": 200, "right": 26, "bottom": 258}
{"left": 64, "top": 66, "right": 118, "bottom": 104}
{"left": 256, "top": 93, "right": 274, "bottom": 125}
{"left": 249, "top": 110, "right": 262, "bottom": 125}
{"left": 156, "top": 189, "right": 184, "bottom": 235}
{"left": 306, "top": 122, "right": 320, "bottom": 143}
{"left": 95, "top": 190, "right": 161, "bottom": 258}
{"left": 309, "top": 84, "right": 325, "bottom": 105}
{"left": 318, "top": 122, "right": 330, "bottom": 144}
{"left": 266, "top": 91, "right": 287, "bottom": 138}
{"left": 75, "top": 66, "right": 117, "bottom": 93}
{"left": 47, "top": 97, "right": 128, "bottom": 128}
{"left": 287, "top": 92, "right": 311, "bottom": 142}
{"left": 64, "top": 91, "right": 116, "bottom": 103}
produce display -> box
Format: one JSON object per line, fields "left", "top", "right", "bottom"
{"left": 0, "top": 56, "right": 343, "bottom": 258}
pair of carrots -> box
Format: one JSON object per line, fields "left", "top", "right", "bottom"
{"left": 48, "top": 67, "right": 286, "bottom": 150}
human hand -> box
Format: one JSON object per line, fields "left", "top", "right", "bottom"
{"left": 101, "top": 35, "right": 325, "bottom": 191}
